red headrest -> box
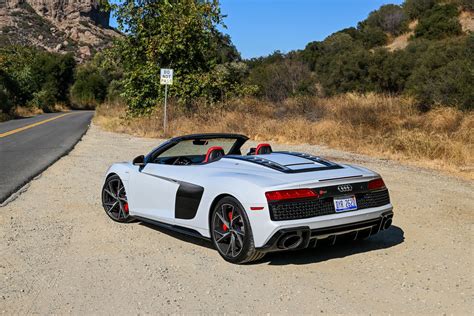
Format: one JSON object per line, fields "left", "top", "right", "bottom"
{"left": 255, "top": 143, "right": 272, "bottom": 155}
{"left": 204, "top": 146, "right": 225, "bottom": 163}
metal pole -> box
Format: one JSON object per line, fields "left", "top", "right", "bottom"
{"left": 164, "top": 84, "right": 168, "bottom": 134}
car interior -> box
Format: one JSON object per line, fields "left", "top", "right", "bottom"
{"left": 152, "top": 139, "right": 273, "bottom": 166}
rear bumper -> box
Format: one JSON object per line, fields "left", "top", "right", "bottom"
{"left": 255, "top": 210, "right": 393, "bottom": 253}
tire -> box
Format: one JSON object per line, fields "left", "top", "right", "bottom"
{"left": 210, "top": 196, "right": 265, "bottom": 264}
{"left": 102, "top": 174, "right": 134, "bottom": 223}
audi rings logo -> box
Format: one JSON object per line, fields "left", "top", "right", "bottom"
{"left": 337, "top": 184, "right": 353, "bottom": 192}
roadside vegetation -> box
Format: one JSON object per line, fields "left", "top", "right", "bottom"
{"left": 0, "top": 46, "right": 75, "bottom": 117}
{"left": 95, "top": 95, "right": 473, "bottom": 179}
{"left": 1, "top": 0, "right": 472, "bottom": 176}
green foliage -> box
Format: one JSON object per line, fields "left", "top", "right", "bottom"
{"left": 414, "top": 3, "right": 463, "bottom": 40}
{"left": 212, "top": 33, "right": 241, "bottom": 64}
{"left": 359, "top": 27, "right": 389, "bottom": 48}
{"left": 108, "top": 0, "right": 247, "bottom": 114}
{"left": 69, "top": 50, "right": 124, "bottom": 108}
{"left": 70, "top": 65, "right": 108, "bottom": 109}
{"left": 0, "top": 46, "right": 75, "bottom": 112}
{"left": 34, "top": 51, "right": 75, "bottom": 106}
{"left": 362, "top": 4, "right": 409, "bottom": 35}
{"left": 406, "top": 35, "right": 473, "bottom": 110}
{"left": 1, "top": 0, "right": 471, "bottom": 116}
{"left": 403, "top": 0, "right": 437, "bottom": 19}
{"left": 458, "top": 0, "right": 474, "bottom": 10}
{"left": 0, "top": 71, "right": 14, "bottom": 113}
{"left": 247, "top": 55, "right": 316, "bottom": 101}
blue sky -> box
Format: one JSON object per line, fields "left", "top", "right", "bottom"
{"left": 110, "top": 0, "right": 404, "bottom": 59}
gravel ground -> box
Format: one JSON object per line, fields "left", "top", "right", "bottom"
{"left": 1, "top": 124, "right": 473, "bottom": 314}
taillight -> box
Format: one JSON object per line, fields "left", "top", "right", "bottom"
{"left": 368, "top": 178, "right": 386, "bottom": 190}
{"left": 265, "top": 189, "right": 318, "bottom": 202}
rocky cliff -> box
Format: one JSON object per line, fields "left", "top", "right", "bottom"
{"left": 0, "top": 0, "right": 119, "bottom": 61}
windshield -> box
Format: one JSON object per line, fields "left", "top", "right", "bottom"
{"left": 157, "top": 138, "right": 237, "bottom": 158}
{"left": 148, "top": 134, "right": 248, "bottom": 165}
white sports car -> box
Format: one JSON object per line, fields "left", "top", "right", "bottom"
{"left": 102, "top": 133, "right": 393, "bottom": 263}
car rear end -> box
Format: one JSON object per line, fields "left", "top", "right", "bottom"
{"left": 251, "top": 176, "right": 393, "bottom": 252}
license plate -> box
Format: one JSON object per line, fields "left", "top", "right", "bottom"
{"left": 334, "top": 196, "right": 357, "bottom": 212}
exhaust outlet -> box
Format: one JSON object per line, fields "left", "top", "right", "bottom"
{"left": 278, "top": 233, "right": 303, "bottom": 250}
{"left": 383, "top": 217, "right": 392, "bottom": 230}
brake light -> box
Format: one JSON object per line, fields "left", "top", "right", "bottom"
{"left": 265, "top": 189, "right": 318, "bottom": 202}
{"left": 368, "top": 178, "right": 386, "bottom": 190}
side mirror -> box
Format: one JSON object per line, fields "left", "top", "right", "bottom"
{"left": 132, "top": 155, "right": 145, "bottom": 166}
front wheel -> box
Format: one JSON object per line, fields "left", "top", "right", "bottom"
{"left": 102, "top": 174, "right": 134, "bottom": 223}
{"left": 211, "top": 197, "right": 265, "bottom": 264}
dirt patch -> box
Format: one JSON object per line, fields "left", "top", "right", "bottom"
{"left": 386, "top": 20, "right": 418, "bottom": 51}
{"left": 0, "top": 124, "right": 473, "bottom": 314}
{"left": 460, "top": 10, "right": 474, "bottom": 33}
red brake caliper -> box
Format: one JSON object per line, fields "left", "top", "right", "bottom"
{"left": 123, "top": 203, "right": 129, "bottom": 214}
{"left": 222, "top": 211, "right": 233, "bottom": 231}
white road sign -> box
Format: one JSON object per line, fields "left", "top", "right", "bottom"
{"left": 160, "top": 68, "right": 173, "bottom": 85}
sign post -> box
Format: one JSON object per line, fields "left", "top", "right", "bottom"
{"left": 160, "top": 68, "right": 173, "bottom": 134}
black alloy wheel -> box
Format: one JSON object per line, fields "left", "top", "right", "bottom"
{"left": 211, "top": 197, "right": 265, "bottom": 264}
{"left": 102, "top": 175, "right": 134, "bottom": 223}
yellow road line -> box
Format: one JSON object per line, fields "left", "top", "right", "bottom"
{"left": 0, "top": 113, "right": 71, "bottom": 138}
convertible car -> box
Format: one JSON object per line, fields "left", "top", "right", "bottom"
{"left": 102, "top": 133, "right": 393, "bottom": 263}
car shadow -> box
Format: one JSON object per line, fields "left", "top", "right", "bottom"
{"left": 138, "top": 221, "right": 215, "bottom": 250}
{"left": 138, "top": 221, "right": 404, "bottom": 265}
{"left": 259, "top": 225, "right": 405, "bottom": 266}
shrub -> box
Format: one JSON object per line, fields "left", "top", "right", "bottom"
{"left": 31, "top": 85, "right": 58, "bottom": 112}
{"left": 359, "top": 27, "right": 389, "bottom": 48}
{"left": 367, "top": 49, "right": 416, "bottom": 93}
{"left": 453, "top": 0, "right": 474, "bottom": 11}
{"left": 406, "top": 35, "right": 473, "bottom": 110}
{"left": 0, "top": 84, "right": 13, "bottom": 114}
{"left": 403, "top": 0, "right": 437, "bottom": 19}
{"left": 247, "top": 59, "right": 316, "bottom": 102}
{"left": 70, "top": 65, "right": 108, "bottom": 109}
{"left": 414, "top": 4, "right": 463, "bottom": 40}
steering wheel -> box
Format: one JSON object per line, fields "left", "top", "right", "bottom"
{"left": 172, "top": 156, "right": 192, "bottom": 165}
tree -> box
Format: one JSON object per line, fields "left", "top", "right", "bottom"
{"left": 363, "top": 4, "right": 409, "bottom": 35}
{"left": 108, "top": 0, "right": 243, "bottom": 114}
{"left": 0, "top": 46, "right": 75, "bottom": 111}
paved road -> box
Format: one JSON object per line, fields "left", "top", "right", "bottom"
{"left": 0, "top": 111, "right": 93, "bottom": 204}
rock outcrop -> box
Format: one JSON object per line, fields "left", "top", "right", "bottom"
{"left": 0, "top": 0, "right": 119, "bottom": 61}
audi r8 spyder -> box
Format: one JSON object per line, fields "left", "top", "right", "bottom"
{"left": 101, "top": 133, "right": 393, "bottom": 264}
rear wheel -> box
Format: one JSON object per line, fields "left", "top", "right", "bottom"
{"left": 102, "top": 174, "right": 134, "bottom": 223}
{"left": 211, "top": 197, "right": 265, "bottom": 264}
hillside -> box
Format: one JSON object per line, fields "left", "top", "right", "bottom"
{"left": 386, "top": 10, "right": 473, "bottom": 50}
{"left": 244, "top": 1, "right": 473, "bottom": 111}
{"left": 0, "top": 0, "right": 119, "bottom": 61}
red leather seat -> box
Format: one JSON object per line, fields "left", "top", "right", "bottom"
{"left": 204, "top": 146, "right": 225, "bottom": 163}
{"left": 255, "top": 143, "right": 272, "bottom": 155}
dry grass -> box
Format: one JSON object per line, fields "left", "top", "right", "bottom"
{"left": 13, "top": 106, "right": 44, "bottom": 117}
{"left": 95, "top": 94, "right": 474, "bottom": 179}
{"left": 2, "top": 103, "right": 70, "bottom": 120}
